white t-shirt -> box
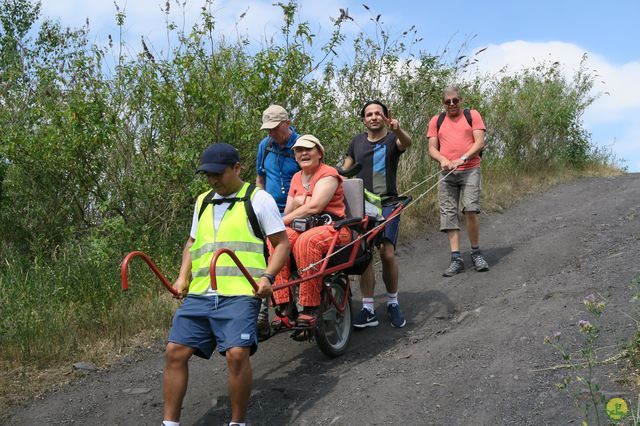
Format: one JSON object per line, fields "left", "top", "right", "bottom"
{"left": 190, "top": 187, "right": 285, "bottom": 239}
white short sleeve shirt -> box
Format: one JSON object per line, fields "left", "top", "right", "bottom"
{"left": 190, "top": 187, "right": 285, "bottom": 240}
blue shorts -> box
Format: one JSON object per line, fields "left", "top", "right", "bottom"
{"left": 374, "top": 203, "right": 401, "bottom": 249}
{"left": 168, "top": 295, "right": 261, "bottom": 359}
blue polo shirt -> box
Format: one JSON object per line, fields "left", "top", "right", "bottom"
{"left": 256, "top": 127, "right": 300, "bottom": 212}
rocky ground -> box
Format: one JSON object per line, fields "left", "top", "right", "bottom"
{"left": 6, "top": 174, "right": 640, "bottom": 425}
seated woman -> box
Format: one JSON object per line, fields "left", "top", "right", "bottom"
{"left": 269, "top": 134, "right": 351, "bottom": 325}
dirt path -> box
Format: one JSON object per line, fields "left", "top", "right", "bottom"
{"left": 7, "top": 174, "right": 640, "bottom": 425}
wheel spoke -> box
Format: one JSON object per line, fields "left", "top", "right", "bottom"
{"left": 334, "top": 322, "right": 343, "bottom": 341}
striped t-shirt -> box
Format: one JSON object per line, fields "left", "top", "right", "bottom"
{"left": 347, "top": 131, "right": 404, "bottom": 201}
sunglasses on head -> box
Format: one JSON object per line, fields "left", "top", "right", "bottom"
{"left": 443, "top": 98, "right": 460, "bottom": 105}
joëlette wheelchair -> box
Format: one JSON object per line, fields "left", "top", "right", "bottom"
{"left": 120, "top": 169, "right": 411, "bottom": 358}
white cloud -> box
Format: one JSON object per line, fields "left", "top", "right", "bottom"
{"left": 39, "top": 0, "right": 358, "bottom": 54}
{"left": 465, "top": 40, "right": 640, "bottom": 171}
{"left": 600, "top": 115, "right": 640, "bottom": 171}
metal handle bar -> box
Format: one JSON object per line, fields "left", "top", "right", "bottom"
{"left": 120, "top": 251, "right": 179, "bottom": 296}
{"left": 121, "top": 249, "right": 260, "bottom": 297}
{"left": 335, "top": 162, "right": 362, "bottom": 178}
{"left": 209, "top": 248, "right": 259, "bottom": 292}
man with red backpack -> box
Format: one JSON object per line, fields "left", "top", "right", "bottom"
{"left": 427, "top": 86, "right": 490, "bottom": 277}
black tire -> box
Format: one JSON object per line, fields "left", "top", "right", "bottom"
{"left": 315, "top": 275, "right": 353, "bottom": 358}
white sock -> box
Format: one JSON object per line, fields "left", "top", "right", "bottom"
{"left": 229, "top": 423, "right": 246, "bottom": 426}
{"left": 163, "top": 421, "right": 180, "bottom": 426}
{"left": 387, "top": 292, "right": 398, "bottom": 306}
{"left": 362, "top": 297, "right": 374, "bottom": 313}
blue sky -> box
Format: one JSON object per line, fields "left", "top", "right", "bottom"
{"left": 40, "top": 0, "right": 640, "bottom": 171}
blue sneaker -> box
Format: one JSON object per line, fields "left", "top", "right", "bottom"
{"left": 387, "top": 303, "right": 406, "bottom": 328}
{"left": 353, "top": 308, "right": 379, "bottom": 328}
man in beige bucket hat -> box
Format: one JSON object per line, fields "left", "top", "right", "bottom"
{"left": 255, "top": 105, "right": 301, "bottom": 339}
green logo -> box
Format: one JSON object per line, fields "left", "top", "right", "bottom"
{"left": 606, "top": 397, "right": 628, "bottom": 421}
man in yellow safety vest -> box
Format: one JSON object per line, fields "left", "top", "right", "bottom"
{"left": 162, "top": 143, "right": 289, "bottom": 426}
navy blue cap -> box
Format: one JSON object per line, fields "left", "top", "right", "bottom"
{"left": 196, "top": 143, "right": 240, "bottom": 174}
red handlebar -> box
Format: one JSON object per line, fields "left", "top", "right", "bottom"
{"left": 120, "top": 251, "right": 179, "bottom": 296}
{"left": 209, "top": 248, "right": 259, "bottom": 292}
{"left": 121, "top": 249, "right": 258, "bottom": 296}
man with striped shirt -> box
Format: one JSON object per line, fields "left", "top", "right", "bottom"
{"left": 342, "top": 100, "right": 412, "bottom": 328}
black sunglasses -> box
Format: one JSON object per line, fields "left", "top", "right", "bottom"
{"left": 443, "top": 98, "right": 460, "bottom": 105}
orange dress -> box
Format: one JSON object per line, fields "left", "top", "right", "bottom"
{"left": 270, "top": 164, "right": 351, "bottom": 307}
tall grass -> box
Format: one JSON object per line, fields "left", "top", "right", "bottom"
{"left": 0, "top": 245, "right": 177, "bottom": 412}
{"left": 0, "top": 244, "right": 177, "bottom": 406}
{"left": 0, "top": 245, "right": 176, "bottom": 365}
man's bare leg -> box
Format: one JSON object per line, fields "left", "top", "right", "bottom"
{"left": 226, "top": 346, "right": 253, "bottom": 423}
{"left": 163, "top": 343, "right": 196, "bottom": 422}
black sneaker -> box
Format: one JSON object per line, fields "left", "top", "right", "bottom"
{"left": 471, "top": 251, "right": 489, "bottom": 272}
{"left": 353, "top": 308, "right": 379, "bottom": 328}
{"left": 443, "top": 257, "right": 464, "bottom": 277}
{"left": 387, "top": 303, "right": 406, "bottom": 328}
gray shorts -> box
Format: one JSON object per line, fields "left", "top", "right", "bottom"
{"left": 438, "top": 167, "right": 481, "bottom": 231}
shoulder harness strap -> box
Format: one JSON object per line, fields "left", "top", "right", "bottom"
{"left": 196, "top": 185, "right": 267, "bottom": 260}
{"left": 259, "top": 140, "right": 270, "bottom": 172}
{"left": 436, "top": 109, "right": 473, "bottom": 132}
{"left": 436, "top": 112, "right": 446, "bottom": 132}
{"left": 197, "top": 190, "right": 245, "bottom": 220}
{"left": 197, "top": 184, "right": 264, "bottom": 243}
{"left": 198, "top": 190, "right": 216, "bottom": 221}
{"left": 265, "top": 144, "right": 296, "bottom": 159}
{"left": 260, "top": 139, "right": 297, "bottom": 172}
{"left": 243, "top": 184, "right": 264, "bottom": 242}
{"left": 463, "top": 108, "right": 473, "bottom": 127}
{"left": 243, "top": 184, "right": 268, "bottom": 261}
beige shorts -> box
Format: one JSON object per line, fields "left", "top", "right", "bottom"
{"left": 438, "top": 167, "right": 481, "bottom": 231}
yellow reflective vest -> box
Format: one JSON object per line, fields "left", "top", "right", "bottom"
{"left": 364, "top": 188, "right": 383, "bottom": 215}
{"left": 188, "top": 183, "right": 265, "bottom": 296}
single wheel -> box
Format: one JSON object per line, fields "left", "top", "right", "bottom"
{"left": 315, "top": 274, "right": 353, "bottom": 358}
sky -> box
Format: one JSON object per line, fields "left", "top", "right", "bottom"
{"left": 38, "top": 0, "right": 640, "bottom": 172}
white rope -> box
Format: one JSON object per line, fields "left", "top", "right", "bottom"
{"left": 296, "top": 167, "right": 457, "bottom": 274}
{"left": 401, "top": 170, "right": 441, "bottom": 195}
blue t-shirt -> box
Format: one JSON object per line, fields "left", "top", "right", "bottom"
{"left": 256, "top": 127, "right": 300, "bottom": 212}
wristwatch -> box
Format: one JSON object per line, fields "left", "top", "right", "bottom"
{"left": 460, "top": 155, "right": 468, "bottom": 163}
{"left": 260, "top": 273, "right": 275, "bottom": 285}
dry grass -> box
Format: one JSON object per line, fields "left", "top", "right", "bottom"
{"left": 0, "top": 287, "right": 176, "bottom": 419}
{"left": 396, "top": 159, "right": 624, "bottom": 241}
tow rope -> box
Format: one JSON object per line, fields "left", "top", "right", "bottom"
{"left": 296, "top": 167, "right": 458, "bottom": 274}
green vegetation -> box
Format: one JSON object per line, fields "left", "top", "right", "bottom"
{"left": 623, "top": 278, "right": 640, "bottom": 388}
{"left": 544, "top": 294, "right": 608, "bottom": 424}
{"left": 0, "top": 0, "right": 621, "bottom": 410}
{"left": 541, "top": 278, "right": 640, "bottom": 425}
